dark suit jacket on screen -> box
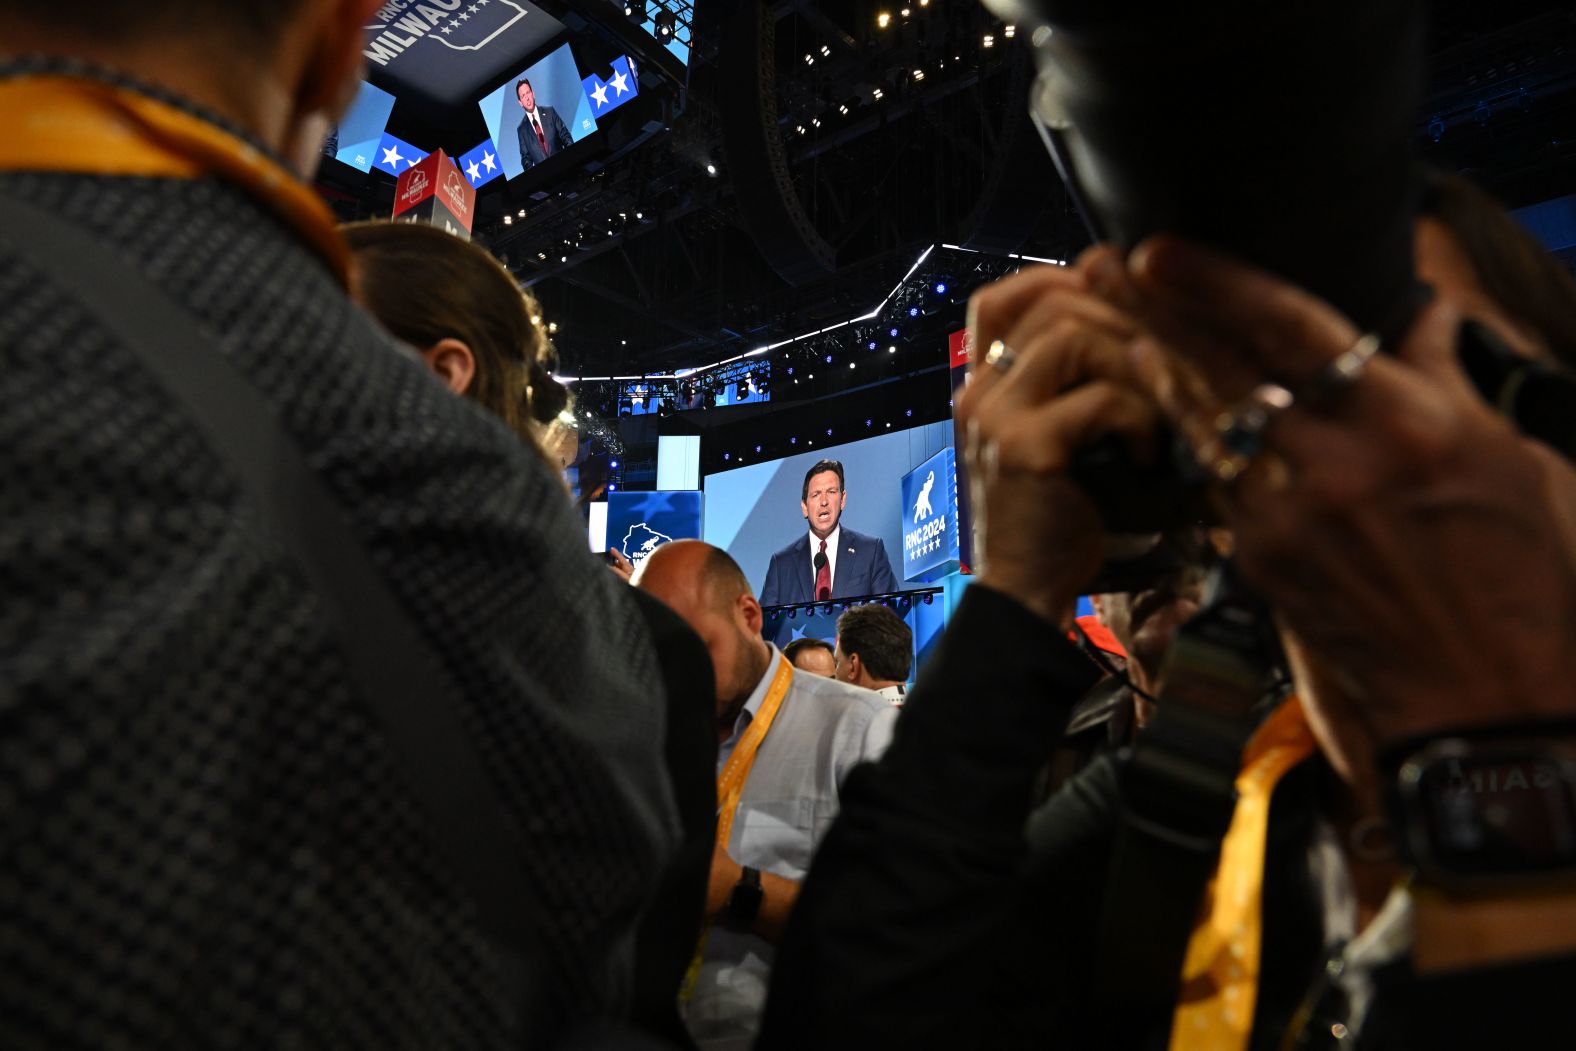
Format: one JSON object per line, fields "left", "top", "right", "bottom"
{"left": 760, "top": 527, "right": 899, "bottom": 606}
{"left": 516, "top": 105, "right": 574, "bottom": 169}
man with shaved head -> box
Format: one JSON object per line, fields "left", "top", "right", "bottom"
{"left": 635, "top": 540, "right": 898, "bottom": 1050}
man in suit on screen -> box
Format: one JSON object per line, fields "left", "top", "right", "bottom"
{"left": 514, "top": 78, "right": 573, "bottom": 171}
{"left": 760, "top": 459, "right": 898, "bottom": 606}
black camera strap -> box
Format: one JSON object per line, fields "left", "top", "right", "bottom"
{"left": 0, "top": 198, "right": 551, "bottom": 1026}
{"left": 1093, "top": 564, "right": 1286, "bottom": 1030}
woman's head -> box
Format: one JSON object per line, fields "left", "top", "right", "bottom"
{"left": 342, "top": 221, "right": 570, "bottom": 444}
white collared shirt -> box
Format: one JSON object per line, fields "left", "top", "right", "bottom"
{"left": 806, "top": 524, "right": 840, "bottom": 595}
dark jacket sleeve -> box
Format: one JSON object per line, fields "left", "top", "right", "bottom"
{"left": 760, "top": 549, "right": 785, "bottom": 606}
{"left": 758, "top": 584, "right": 1112, "bottom": 1049}
{"left": 624, "top": 589, "right": 717, "bottom": 1048}
{"left": 550, "top": 108, "right": 574, "bottom": 151}
{"left": 868, "top": 537, "right": 899, "bottom": 594}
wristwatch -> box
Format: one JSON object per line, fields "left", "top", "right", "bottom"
{"left": 724, "top": 865, "right": 764, "bottom": 930}
{"left": 1388, "top": 736, "right": 1576, "bottom": 891}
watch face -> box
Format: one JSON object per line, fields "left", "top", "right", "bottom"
{"left": 1401, "top": 744, "right": 1576, "bottom": 880}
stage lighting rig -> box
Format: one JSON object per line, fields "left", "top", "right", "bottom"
{"left": 653, "top": 6, "right": 676, "bottom": 39}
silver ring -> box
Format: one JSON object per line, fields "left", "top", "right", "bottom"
{"left": 1304, "top": 332, "right": 1380, "bottom": 402}
{"left": 1204, "top": 382, "right": 1295, "bottom": 483}
{"left": 983, "top": 339, "right": 1018, "bottom": 372}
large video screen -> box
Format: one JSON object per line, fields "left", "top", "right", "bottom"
{"left": 330, "top": 80, "right": 397, "bottom": 173}
{"left": 476, "top": 42, "right": 598, "bottom": 179}
{"left": 703, "top": 422, "right": 952, "bottom": 604}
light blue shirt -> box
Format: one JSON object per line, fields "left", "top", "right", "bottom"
{"left": 685, "top": 644, "right": 898, "bottom": 1049}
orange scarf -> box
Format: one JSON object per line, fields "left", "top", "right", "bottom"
{"left": 0, "top": 74, "right": 349, "bottom": 285}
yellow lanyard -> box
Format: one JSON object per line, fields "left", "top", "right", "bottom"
{"left": 0, "top": 74, "right": 350, "bottom": 287}
{"left": 714, "top": 651, "right": 795, "bottom": 852}
{"left": 1170, "top": 697, "right": 1317, "bottom": 1051}
{"left": 679, "top": 652, "right": 795, "bottom": 1004}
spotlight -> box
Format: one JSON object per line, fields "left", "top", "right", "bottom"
{"left": 838, "top": 103, "right": 849, "bottom": 116}
{"left": 849, "top": 362, "right": 856, "bottom": 369}
{"left": 983, "top": 33, "right": 995, "bottom": 48}
{"left": 877, "top": 11, "right": 891, "bottom": 28}
{"left": 867, "top": 340, "right": 878, "bottom": 350}
{"left": 789, "top": 608, "right": 797, "bottom": 619}
{"left": 888, "top": 327, "right": 899, "bottom": 337}
{"left": 934, "top": 281, "right": 948, "bottom": 294}
{"left": 826, "top": 428, "right": 833, "bottom": 436}
{"left": 923, "top": 593, "right": 934, "bottom": 604}
{"left": 610, "top": 459, "right": 619, "bottom": 468}
{"left": 503, "top": 215, "right": 512, "bottom": 225}
{"left": 548, "top": 322, "right": 559, "bottom": 333}
{"left": 912, "top": 68, "right": 925, "bottom": 81}
{"left": 825, "top": 354, "right": 833, "bottom": 363}
{"left": 908, "top": 305, "right": 920, "bottom": 317}
{"left": 653, "top": 5, "right": 676, "bottom": 39}
{"left": 796, "top": 124, "right": 807, "bottom": 135}
{"left": 804, "top": 52, "right": 815, "bottom": 65}
{"left": 706, "top": 163, "right": 717, "bottom": 176}
{"left": 624, "top": 0, "right": 645, "bottom": 17}
{"left": 1004, "top": 24, "right": 1016, "bottom": 37}
{"left": 901, "top": 6, "right": 912, "bottom": 16}
{"left": 812, "top": 117, "right": 821, "bottom": 127}
{"left": 888, "top": 346, "right": 896, "bottom": 354}
{"left": 873, "top": 87, "right": 884, "bottom": 100}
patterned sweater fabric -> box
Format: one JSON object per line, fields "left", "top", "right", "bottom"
{"left": 0, "top": 166, "right": 678, "bottom": 1048}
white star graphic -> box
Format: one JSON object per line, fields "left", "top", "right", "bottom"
{"left": 466, "top": 160, "right": 482, "bottom": 182}
{"left": 609, "top": 69, "right": 630, "bottom": 96}
{"left": 459, "top": 10, "right": 471, "bottom": 20}
{"left": 478, "top": 0, "right": 489, "bottom": 5}
{"left": 467, "top": 2, "right": 479, "bottom": 10}
{"left": 590, "top": 81, "right": 609, "bottom": 108}
{"left": 448, "top": 19, "right": 460, "bottom": 30}
{"left": 481, "top": 151, "right": 497, "bottom": 172}
{"left": 440, "top": 23, "right": 453, "bottom": 34}
{"left": 407, "top": 156, "right": 421, "bottom": 168}
{"left": 380, "top": 143, "right": 404, "bottom": 168}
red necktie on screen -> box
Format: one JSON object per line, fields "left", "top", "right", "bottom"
{"left": 532, "top": 115, "right": 547, "bottom": 156}
{"left": 815, "top": 538, "right": 830, "bottom": 600}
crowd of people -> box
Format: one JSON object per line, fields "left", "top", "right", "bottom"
{"left": 4, "top": 2, "right": 1576, "bottom": 1050}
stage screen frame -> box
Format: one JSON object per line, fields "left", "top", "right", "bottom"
{"left": 331, "top": 80, "right": 398, "bottom": 173}
{"left": 476, "top": 41, "right": 599, "bottom": 180}
{"left": 702, "top": 422, "right": 952, "bottom": 601}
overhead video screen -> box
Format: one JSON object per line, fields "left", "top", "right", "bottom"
{"left": 703, "top": 422, "right": 952, "bottom": 603}
{"left": 362, "top": 0, "right": 565, "bottom": 106}
{"left": 476, "top": 42, "right": 599, "bottom": 179}
{"left": 330, "top": 81, "right": 397, "bottom": 173}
